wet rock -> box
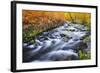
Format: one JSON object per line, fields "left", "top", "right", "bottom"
{"left": 77, "top": 42, "right": 88, "bottom": 51}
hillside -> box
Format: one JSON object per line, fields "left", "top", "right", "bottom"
{"left": 22, "top": 10, "right": 91, "bottom": 42}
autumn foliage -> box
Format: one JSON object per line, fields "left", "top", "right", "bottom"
{"left": 22, "top": 10, "right": 65, "bottom": 30}
{"left": 22, "top": 10, "right": 91, "bottom": 42}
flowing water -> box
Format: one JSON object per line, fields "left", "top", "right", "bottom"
{"left": 23, "top": 23, "right": 90, "bottom": 62}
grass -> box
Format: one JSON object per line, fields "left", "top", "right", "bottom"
{"left": 23, "top": 24, "right": 44, "bottom": 42}
{"left": 78, "top": 50, "right": 91, "bottom": 60}
{"left": 83, "top": 36, "right": 91, "bottom": 43}
{"left": 23, "top": 21, "right": 64, "bottom": 43}
{"left": 23, "top": 30, "right": 44, "bottom": 42}
{"left": 78, "top": 35, "right": 91, "bottom": 60}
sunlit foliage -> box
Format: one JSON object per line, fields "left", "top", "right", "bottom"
{"left": 64, "top": 12, "right": 91, "bottom": 25}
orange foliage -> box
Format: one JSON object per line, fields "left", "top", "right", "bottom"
{"left": 22, "top": 10, "right": 90, "bottom": 30}
{"left": 22, "top": 10, "right": 65, "bottom": 25}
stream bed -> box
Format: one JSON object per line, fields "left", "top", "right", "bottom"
{"left": 23, "top": 23, "right": 91, "bottom": 62}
